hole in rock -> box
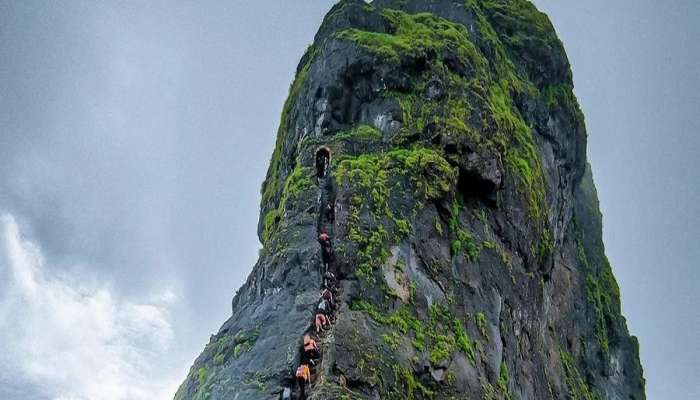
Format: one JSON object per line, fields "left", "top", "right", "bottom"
{"left": 457, "top": 169, "right": 497, "bottom": 205}
{"left": 315, "top": 147, "right": 331, "bottom": 178}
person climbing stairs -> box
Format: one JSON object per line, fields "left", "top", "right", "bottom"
{"left": 286, "top": 145, "right": 343, "bottom": 399}
{"left": 318, "top": 232, "right": 334, "bottom": 271}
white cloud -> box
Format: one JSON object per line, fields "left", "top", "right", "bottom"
{"left": 0, "top": 214, "right": 181, "bottom": 400}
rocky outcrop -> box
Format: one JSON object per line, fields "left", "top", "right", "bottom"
{"left": 174, "top": 1, "right": 645, "bottom": 399}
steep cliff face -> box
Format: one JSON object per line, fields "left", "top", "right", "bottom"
{"left": 175, "top": 1, "right": 645, "bottom": 399}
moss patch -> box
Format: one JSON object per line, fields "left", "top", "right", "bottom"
{"left": 560, "top": 349, "right": 599, "bottom": 400}
{"left": 196, "top": 367, "right": 208, "bottom": 387}
{"left": 475, "top": 312, "right": 488, "bottom": 338}
{"left": 448, "top": 200, "right": 480, "bottom": 262}
{"left": 391, "top": 364, "right": 434, "bottom": 399}
{"left": 262, "top": 165, "right": 314, "bottom": 243}
{"left": 336, "top": 147, "right": 455, "bottom": 281}
{"left": 586, "top": 263, "right": 619, "bottom": 357}
{"left": 335, "top": 9, "right": 485, "bottom": 70}
{"left": 497, "top": 361, "right": 512, "bottom": 400}
{"left": 334, "top": 124, "right": 384, "bottom": 141}
{"left": 351, "top": 300, "right": 475, "bottom": 364}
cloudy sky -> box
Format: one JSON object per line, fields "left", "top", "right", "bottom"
{"left": 0, "top": 1, "right": 697, "bottom": 399}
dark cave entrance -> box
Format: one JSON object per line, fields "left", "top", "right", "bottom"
{"left": 457, "top": 169, "right": 497, "bottom": 206}
{"left": 315, "top": 147, "right": 331, "bottom": 179}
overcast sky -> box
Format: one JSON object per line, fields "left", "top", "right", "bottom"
{"left": 0, "top": 1, "right": 697, "bottom": 399}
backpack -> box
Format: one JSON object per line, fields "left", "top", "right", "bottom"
{"left": 317, "top": 299, "right": 328, "bottom": 313}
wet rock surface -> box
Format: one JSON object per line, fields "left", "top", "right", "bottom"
{"left": 175, "top": 1, "right": 645, "bottom": 399}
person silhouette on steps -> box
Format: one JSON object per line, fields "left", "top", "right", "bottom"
{"left": 302, "top": 334, "right": 320, "bottom": 360}
{"left": 314, "top": 297, "right": 331, "bottom": 333}
{"left": 320, "top": 287, "right": 334, "bottom": 312}
{"left": 318, "top": 232, "right": 333, "bottom": 269}
{"left": 323, "top": 202, "right": 334, "bottom": 223}
{"left": 323, "top": 271, "right": 336, "bottom": 288}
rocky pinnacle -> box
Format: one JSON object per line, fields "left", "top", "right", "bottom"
{"left": 174, "top": 1, "right": 645, "bottom": 399}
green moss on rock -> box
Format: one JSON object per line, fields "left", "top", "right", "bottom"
{"left": 351, "top": 300, "right": 476, "bottom": 366}
{"left": 196, "top": 367, "right": 208, "bottom": 386}
{"left": 585, "top": 259, "right": 620, "bottom": 357}
{"left": 336, "top": 147, "right": 455, "bottom": 281}
{"left": 334, "top": 124, "right": 384, "bottom": 141}
{"left": 336, "top": 9, "right": 485, "bottom": 70}
{"left": 560, "top": 349, "right": 599, "bottom": 400}
{"left": 391, "top": 364, "right": 434, "bottom": 399}
{"left": 448, "top": 200, "right": 481, "bottom": 262}
{"left": 475, "top": 312, "right": 487, "bottom": 338}
{"left": 262, "top": 165, "right": 314, "bottom": 243}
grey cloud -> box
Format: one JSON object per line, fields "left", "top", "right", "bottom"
{"left": 1, "top": 0, "right": 697, "bottom": 398}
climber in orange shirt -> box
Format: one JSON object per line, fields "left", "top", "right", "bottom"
{"left": 295, "top": 363, "right": 310, "bottom": 399}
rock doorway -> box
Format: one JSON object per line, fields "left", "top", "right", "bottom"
{"left": 315, "top": 147, "right": 331, "bottom": 179}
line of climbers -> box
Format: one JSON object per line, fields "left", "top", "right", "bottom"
{"left": 281, "top": 148, "right": 338, "bottom": 400}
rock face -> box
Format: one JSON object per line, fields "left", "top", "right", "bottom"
{"left": 174, "top": 1, "right": 645, "bottom": 399}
